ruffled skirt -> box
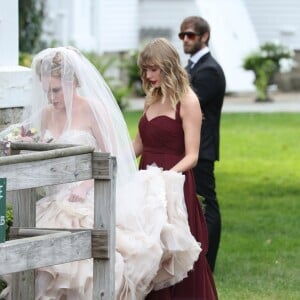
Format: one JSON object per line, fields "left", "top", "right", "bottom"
{"left": 1, "top": 166, "right": 201, "bottom": 300}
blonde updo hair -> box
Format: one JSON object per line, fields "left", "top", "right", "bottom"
{"left": 35, "top": 48, "right": 79, "bottom": 86}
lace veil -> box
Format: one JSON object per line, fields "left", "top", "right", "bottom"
{"left": 1, "top": 46, "right": 137, "bottom": 186}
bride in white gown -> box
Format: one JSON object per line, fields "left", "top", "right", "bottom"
{"left": 0, "top": 47, "right": 200, "bottom": 299}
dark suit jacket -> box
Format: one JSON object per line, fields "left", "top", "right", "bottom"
{"left": 187, "top": 52, "right": 226, "bottom": 162}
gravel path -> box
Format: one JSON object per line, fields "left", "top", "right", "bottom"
{"left": 127, "top": 91, "right": 300, "bottom": 113}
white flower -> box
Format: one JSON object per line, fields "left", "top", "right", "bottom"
{"left": 30, "top": 128, "right": 38, "bottom": 135}
{"left": 5, "top": 133, "right": 15, "bottom": 141}
{"left": 261, "top": 50, "right": 268, "bottom": 58}
{"left": 279, "top": 58, "right": 296, "bottom": 73}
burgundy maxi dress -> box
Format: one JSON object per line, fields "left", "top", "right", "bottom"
{"left": 138, "top": 104, "right": 218, "bottom": 300}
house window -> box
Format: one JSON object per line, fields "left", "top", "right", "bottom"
{"left": 139, "top": 28, "right": 172, "bottom": 42}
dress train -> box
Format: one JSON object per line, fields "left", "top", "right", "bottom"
{"left": 31, "top": 166, "right": 201, "bottom": 299}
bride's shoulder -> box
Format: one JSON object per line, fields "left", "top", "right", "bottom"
{"left": 76, "top": 97, "right": 92, "bottom": 112}
{"left": 41, "top": 104, "right": 53, "bottom": 118}
{"left": 42, "top": 104, "right": 53, "bottom": 112}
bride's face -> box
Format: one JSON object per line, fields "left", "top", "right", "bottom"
{"left": 42, "top": 77, "right": 66, "bottom": 110}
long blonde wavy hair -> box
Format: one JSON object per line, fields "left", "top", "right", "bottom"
{"left": 138, "top": 38, "right": 190, "bottom": 109}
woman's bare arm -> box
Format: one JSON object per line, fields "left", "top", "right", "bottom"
{"left": 171, "top": 88, "right": 202, "bottom": 172}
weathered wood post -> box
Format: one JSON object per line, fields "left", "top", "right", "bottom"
{"left": 0, "top": 178, "right": 6, "bottom": 243}
{"left": 10, "top": 188, "right": 37, "bottom": 299}
{"left": 0, "top": 145, "right": 117, "bottom": 299}
{"left": 92, "top": 152, "right": 116, "bottom": 299}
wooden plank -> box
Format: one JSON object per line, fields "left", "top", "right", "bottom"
{"left": 0, "top": 231, "right": 92, "bottom": 275}
{"left": 0, "top": 150, "right": 115, "bottom": 298}
{"left": 9, "top": 227, "right": 109, "bottom": 259}
{"left": 92, "top": 228, "right": 109, "bottom": 259}
{"left": 0, "top": 145, "right": 94, "bottom": 165}
{"left": 93, "top": 155, "right": 116, "bottom": 300}
{"left": 92, "top": 152, "right": 112, "bottom": 180}
{"left": 10, "top": 141, "right": 80, "bottom": 151}
{"left": 0, "top": 153, "right": 93, "bottom": 191}
{"left": 11, "top": 189, "right": 37, "bottom": 227}
{"left": 0, "top": 178, "right": 6, "bottom": 243}
{"left": 11, "top": 270, "right": 35, "bottom": 300}
{"left": 11, "top": 188, "right": 37, "bottom": 300}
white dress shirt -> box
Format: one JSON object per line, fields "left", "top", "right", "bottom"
{"left": 188, "top": 47, "right": 210, "bottom": 69}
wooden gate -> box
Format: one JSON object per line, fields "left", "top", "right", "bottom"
{"left": 0, "top": 142, "right": 116, "bottom": 299}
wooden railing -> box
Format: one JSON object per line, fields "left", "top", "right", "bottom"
{"left": 0, "top": 142, "right": 116, "bottom": 299}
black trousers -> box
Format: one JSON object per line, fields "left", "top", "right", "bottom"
{"left": 193, "top": 159, "right": 221, "bottom": 272}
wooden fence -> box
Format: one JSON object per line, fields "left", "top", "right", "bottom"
{"left": 0, "top": 142, "right": 116, "bottom": 299}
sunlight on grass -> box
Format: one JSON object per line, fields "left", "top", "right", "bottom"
{"left": 124, "top": 112, "right": 300, "bottom": 299}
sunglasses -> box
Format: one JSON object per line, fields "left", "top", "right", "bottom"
{"left": 178, "top": 31, "right": 201, "bottom": 40}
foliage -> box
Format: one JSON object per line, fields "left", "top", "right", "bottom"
{"left": 5, "top": 205, "right": 13, "bottom": 240}
{"left": 19, "top": 52, "right": 33, "bottom": 67}
{"left": 18, "top": 50, "right": 134, "bottom": 111}
{"left": 109, "top": 85, "right": 131, "bottom": 111}
{"left": 0, "top": 205, "right": 13, "bottom": 296}
{"left": 0, "top": 278, "right": 7, "bottom": 298}
{"left": 120, "top": 50, "right": 144, "bottom": 97}
{"left": 124, "top": 111, "right": 143, "bottom": 138}
{"left": 19, "top": 0, "right": 46, "bottom": 53}
{"left": 84, "top": 52, "right": 116, "bottom": 76}
{"left": 3, "top": 126, "right": 40, "bottom": 144}
{"left": 124, "top": 111, "right": 300, "bottom": 299}
{"left": 84, "top": 52, "right": 132, "bottom": 111}
{"left": 243, "top": 42, "right": 294, "bottom": 101}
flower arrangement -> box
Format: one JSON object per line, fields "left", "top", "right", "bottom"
{"left": 0, "top": 126, "right": 40, "bottom": 156}
{"left": 243, "top": 41, "right": 295, "bottom": 102}
{"left": 4, "top": 126, "right": 40, "bottom": 142}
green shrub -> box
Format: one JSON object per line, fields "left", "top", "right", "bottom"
{"left": 84, "top": 52, "right": 132, "bottom": 111}
{"left": 243, "top": 42, "right": 294, "bottom": 101}
{"left": 120, "top": 50, "right": 144, "bottom": 97}
{"left": 0, "top": 205, "right": 13, "bottom": 296}
{"left": 6, "top": 204, "right": 13, "bottom": 240}
{"left": 19, "top": 0, "right": 46, "bottom": 53}
{"left": 19, "top": 52, "right": 33, "bottom": 67}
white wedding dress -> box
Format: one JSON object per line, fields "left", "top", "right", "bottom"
{"left": 27, "top": 130, "right": 201, "bottom": 299}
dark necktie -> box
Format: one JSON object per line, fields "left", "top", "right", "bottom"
{"left": 186, "top": 59, "right": 193, "bottom": 73}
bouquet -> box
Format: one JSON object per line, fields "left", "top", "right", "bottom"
{"left": 0, "top": 126, "right": 40, "bottom": 156}
{"left": 3, "top": 126, "right": 40, "bottom": 142}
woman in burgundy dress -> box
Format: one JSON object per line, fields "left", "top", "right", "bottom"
{"left": 133, "top": 38, "right": 218, "bottom": 300}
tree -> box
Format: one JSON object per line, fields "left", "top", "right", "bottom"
{"left": 19, "top": 0, "right": 46, "bottom": 53}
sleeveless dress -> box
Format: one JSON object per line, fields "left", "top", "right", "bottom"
{"left": 32, "top": 129, "right": 201, "bottom": 300}
{"left": 138, "top": 104, "right": 218, "bottom": 300}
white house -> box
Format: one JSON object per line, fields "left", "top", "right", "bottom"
{"left": 139, "top": 0, "right": 259, "bottom": 92}
{"left": 139, "top": 0, "right": 300, "bottom": 92}
{"left": 43, "top": 0, "right": 300, "bottom": 93}
{"left": 1, "top": 0, "right": 300, "bottom": 110}
{"left": 243, "top": 0, "right": 300, "bottom": 50}
{"left": 43, "top": 0, "right": 260, "bottom": 92}
{"left": 0, "top": 0, "right": 31, "bottom": 110}
{"left": 43, "top": 0, "right": 139, "bottom": 53}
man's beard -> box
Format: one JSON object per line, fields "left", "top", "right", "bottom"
{"left": 184, "top": 42, "right": 202, "bottom": 55}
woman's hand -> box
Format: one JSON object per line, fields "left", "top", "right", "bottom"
{"left": 68, "top": 180, "right": 93, "bottom": 202}
{"left": 39, "top": 137, "right": 53, "bottom": 143}
{"left": 68, "top": 185, "right": 88, "bottom": 202}
{"left": 19, "top": 136, "right": 36, "bottom": 142}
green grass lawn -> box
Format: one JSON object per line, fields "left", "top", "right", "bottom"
{"left": 124, "top": 111, "right": 300, "bottom": 300}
